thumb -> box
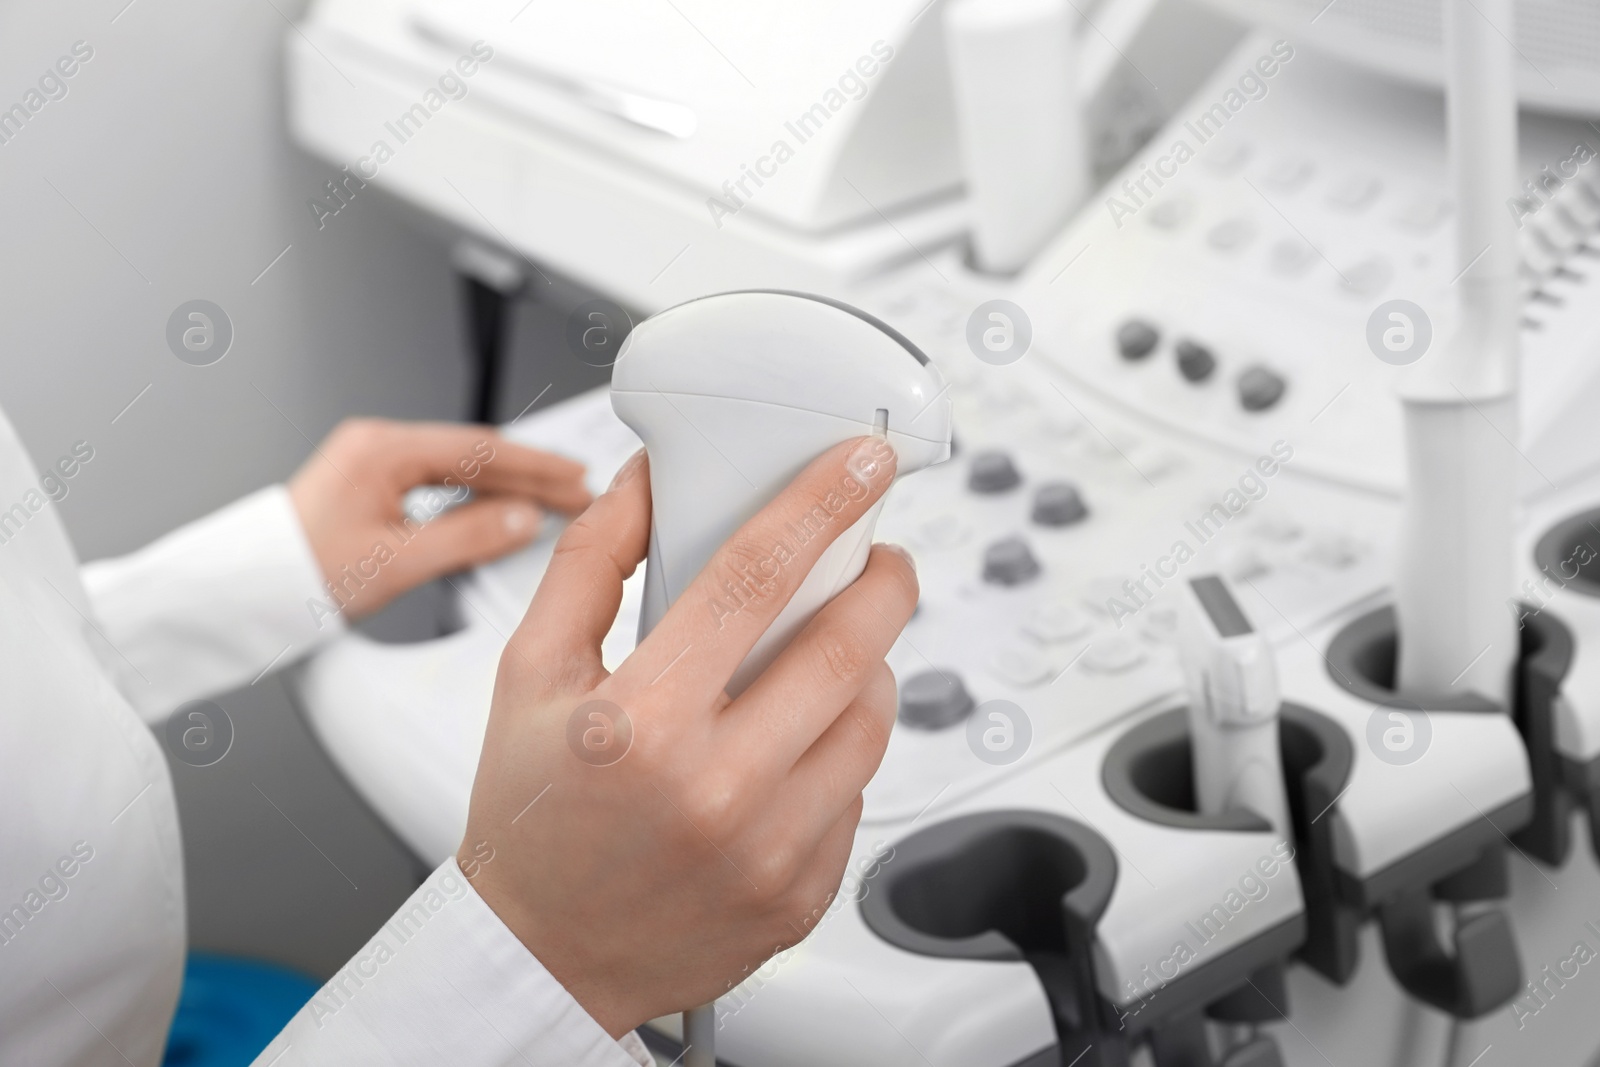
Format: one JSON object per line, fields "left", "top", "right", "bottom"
{"left": 510, "top": 449, "right": 652, "bottom": 676}
{"left": 410, "top": 497, "right": 543, "bottom": 580}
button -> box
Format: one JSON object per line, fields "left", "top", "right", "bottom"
{"left": 1203, "top": 140, "right": 1252, "bottom": 174}
{"left": 983, "top": 536, "right": 1042, "bottom": 586}
{"left": 968, "top": 450, "right": 1022, "bottom": 493}
{"left": 1140, "top": 607, "right": 1180, "bottom": 644}
{"left": 1174, "top": 339, "right": 1216, "bottom": 382}
{"left": 1116, "top": 319, "right": 1160, "bottom": 361}
{"left": 1025, "top": 601, "right": 1093, "bottom": 643}
{"left": 1148, "top": 197, "right": 1195, "bottom": 231}
{"left": 1303, "top": 533, "right": 1364, "bottom": 570}
{"left": 915, "top": 513, "right": 974, "bottom": 551}
{"left": 1268, "top": 238, "right": 1317, "bottom": 278}
{"left": 1223, "top": 545, "right": 1273, "bottom": 583}
{"left": 1326, "top": 173, "right": 1382, "bottom": 211}
{"left": 1207, "top": 218, "right": 1257, "bottom": 253}
{"left": 1520, "top": 230, "right": 1561, "bottom": 277}
{"left": 1030, "top": 410, "right": 1082, "bottom": 444}
{"left": 1250, "top": 513, "right": 1303, "bottom": 543}
{"left": 1262, "top": 156, "right": 1314, "bottom": 192}
{"left": 1554, "top": 193, "right": 1600, "bottom": 230}
{"left": 1032, "top": 482, "right": 1089, "bottom": 527}
{"left": 1237, "top": 366, "right": 1286, "bottom": 412}
{"left": 1532, "top": 212, "right": 1583, "bottom": 254}
{"left": 1124, "top": 442, "right": 1183, "bottom": 480}
{"left": 898, "top": 669, "right": 977, "bottom": 729}
{"left": 1392, "top": 195, "right": 1450, "bottom": 234}
{"left": 1081, "top": 636, "right": 1147, "bottom": 674}
{"left": 1082, "top": 577, "right": 1130, "bottom": 617}
{"left": 1339, "top": 256, "right": 1393, "bottom": 297}
{"left": 988, "top": 646, "right": 1055, "bottom": 687}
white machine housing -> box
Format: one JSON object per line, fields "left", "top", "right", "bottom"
{"left": 283, "top": 7, "right": 1600, "bottom": 1063}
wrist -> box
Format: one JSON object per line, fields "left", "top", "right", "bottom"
{"left": 457, "top": 842, "right": 643, "bottom": 1040}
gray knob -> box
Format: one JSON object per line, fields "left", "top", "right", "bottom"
{"left": 1238, "top": 365, "right": 1287, "bottom": 411}
{"left": 1116, "top": 319, "right": 1160, "bottom": 361}
{"left": 968, "top": 450, "right": 1022, "bottom": 493}
{"left": 1175, "top": 339, "right": 1216, "bottom": 383}
{"left": 898, "top": 669, "right": 976, "bottom": 729}
{"left": 1032, "top": 482, "right": 1089, "bottom": 526}
{"left": 983, "top": 535, "right": 1042, "bottom": 585}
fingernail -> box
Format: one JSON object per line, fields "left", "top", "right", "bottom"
{"left": 846, "top": 436, "right": 898, "bottom": 490}
{"left": 881, "top": 542, "right": 916, "bottom": 572}
{"left": 609, "top": 449, "right": 646, "bottom": 491}
{"left": 505, "top": 502, "right": 539, "bottom": 538}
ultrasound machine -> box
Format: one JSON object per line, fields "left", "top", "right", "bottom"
{"left": 286, "top": 1, "right": 1600, "bottom": 1063}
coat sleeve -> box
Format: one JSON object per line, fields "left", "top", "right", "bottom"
{"left": 251, "top": 859, "right": 655, "bottom": 1067}
{"left": 79, "top": 485, "right": 345, "bottom": 723}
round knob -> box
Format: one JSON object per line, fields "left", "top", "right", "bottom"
{"left": 968, "top": 450, "right": 1022, "bottom": 494}
{"left": 898, "top": 669, "right": 977, "bottom": 729}
{"left": 1237, "top": 365, "right": 1287, "bottom": 411}
{"left": 1174, "top": 339, "right": 1216, "bottom": 383}
{"left": 1032, "top": 482, "right": 1089, "bottom": 527}
{"left": 982, "top": 535, "right": 1042, "bottom": 585}
{"left": 1025, "top": 601, "right": 1092, "bottom": 643}
{"left": 1116, "top": 319, "right": 1160, "bottom": 361}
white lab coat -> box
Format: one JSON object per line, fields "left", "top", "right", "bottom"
{"left": 0, "top": 409, "right": 651, "bottom": 1066}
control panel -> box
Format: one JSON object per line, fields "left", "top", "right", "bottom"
{"left": 1003, "top": 42, "right": 1600, "bottom": 496}
{"left": 288, "top": 28, "right": 1600, "bottom": 1067}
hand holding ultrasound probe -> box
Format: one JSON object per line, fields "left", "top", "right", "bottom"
{"left": 458, "top": 293, "right": 952, "bottom": 1048}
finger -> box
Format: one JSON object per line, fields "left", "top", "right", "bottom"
{"left": 509, "top": 449, "right": 650, "bottom": 681}
{"left": 742, "top": 661, "right": 897, "bottom": 847}
{"left": 386, "top": 497, "right": 544, "bottom": 590}
{"left": 372, "top": 421, "right": 593, "bottom": 513}
{"left": 471, "top": 444, "right": 593, "bottom": 514}
{"left": 614, "top": 435, "right": 898, "bottom": 710}
{"left": 726, "top": 545, "right": 916, "bottom": 772}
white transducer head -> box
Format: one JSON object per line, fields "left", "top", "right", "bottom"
{"left": 611, "top": 290, "right": 953, "bottom": 697}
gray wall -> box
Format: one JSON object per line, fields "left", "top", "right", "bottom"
{"left": 0, "top": 0, "right": 605, "bottom": 978}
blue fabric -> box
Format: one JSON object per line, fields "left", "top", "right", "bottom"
{"left": 163, "top": 953, "right": 320, "bottom": 1067}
